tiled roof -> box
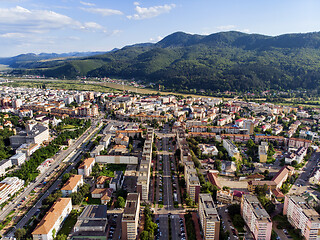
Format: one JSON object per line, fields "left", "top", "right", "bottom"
{"left": 32, "top": 198, "right": 71, "bottom": 235}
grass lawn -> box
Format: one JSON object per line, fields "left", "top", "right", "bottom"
{"left": 82, "top": 194, "right": 101, "bottom": 205}
{"left": 57, "top": 210, "right": 79, "bottom": 236}
{"left": 62, "top": 124, "right": 76, "bottom": 129}
{"left": 184, "top": 213, "right": 196, "bottom": 240}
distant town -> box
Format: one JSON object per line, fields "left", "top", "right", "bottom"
{"left": 0, "top": 83, "right": 320, "bottom": 240}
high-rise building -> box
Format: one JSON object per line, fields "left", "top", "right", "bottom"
{"left": 121, "top": 193, "right": 140, "bottom": 240}
{"left": 241, "top": 194, "right": 272, "bottom": 240}
{"left": 198, "top": 194, "right": 220, "bottom": 240}
{"left": 283, "top": 195, "right": 320, "bottom": 240}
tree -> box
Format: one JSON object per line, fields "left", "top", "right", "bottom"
{"left": 115, "top": 196, "right": 125, "bottom": 208}
{"left": 140, "top": 231, "right": 149, "bottom": 240}
{"left": 233, "top": 214, "right": 245, "bottom": 228}
{"left": 215, "top": 159, "right": 222, "bottom": 171}
{"left": 70, "top": 192, "right": 83, "bottom": 205}
{"left": 55, "top": 234, "right": 67, "bottom": 240}
{"left": 14, "top": 228, "right": 26, "bottom": 240}
{"left": 62, "top": 173, "right": 70, "bottom": 183}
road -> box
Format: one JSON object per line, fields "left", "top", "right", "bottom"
{"left": 170, "top": 215, "right": 183, "bottom": 240}
{"left": 290, "top": 151, "right": 320, "bottom": 196}
{"left": 158, "top": 214, "right": 169, "bottom": 240}
{"left": 4, "top": 118, "right": 102, "bottom": 238}
{"left": 217, "top": 205, "right": 238, "bottom": 240}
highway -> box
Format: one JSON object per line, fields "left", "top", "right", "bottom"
{"left": 3, "top": 118, "right": 102, "bottom": 238}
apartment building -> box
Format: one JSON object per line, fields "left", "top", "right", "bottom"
{"left": 32, "top": 198, "right": 72, "bottom": 240}
{"left": 109, "top": 171, "right": 124, "bottom": 191}
{"left": 223, "top": 139, "right": 240, "bottom": 160}
{"left": 137, "top": 128, "right": 153, "bottom": 201}
{"left": 184, "top": 161, "right": 201, "bottom": 202}
{"left": 61, "top": 175, "right": 83, "bottom": 197}
{"left": 241, "top": 195, "right": 272, "bottom": 240}
{"left": 78, "top": 158, "right": 95, "bottom": 177}
{"left": 284, "top": 195, "right": 320, "bottom": 240}
{"left": 258, "top": 142, "right": 268, "bottom": 163}
{"left": 217, "top": 189, "right": 233, "bottom": 204}
{"left": 72, "top": 205, "right": 108, "bottom": 239}
{"left": 10, "top": 123, "right": 49, "bottom": 149}
{"left": 121, "top": 193, "right": 140, "bottom": 240}
{"left": 0, "top": 177, "right": 24, "bottom": 205}
{"left": 198, "top": 194, "right": 220, "bottom": 240}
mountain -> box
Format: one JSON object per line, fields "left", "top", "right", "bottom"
{"left": 0, "top": 51, "right": 106, "bottom": 68}
{"left": 9, "top": 31, "right": 320, "bottom": 93}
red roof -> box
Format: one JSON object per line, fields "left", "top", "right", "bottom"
{"left": 207, "top": 172, "right": 221, "bottom": 190}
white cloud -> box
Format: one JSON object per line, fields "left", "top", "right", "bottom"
{"left": 81, "top": 7, "right": 123, "bottom": 16}
{"left": 0, "top": 6, "right": 107, "bottom": 35}
{"left": 216, "top": 25, "right": 250, "bottom": 33}
{"left": 127, "top": 3, "right": 176, "bottom": 20}
{"left": 216, "top": 25, "right": 236, "bottom": 31}
{"left": 82, "top": 22, "right": 103, "bottom": 30}
{"left": 0, "top": 32, "right": 26, "bottom": 38}
{"left": 0, "top": 6, "right": 82, "bottom": 34}
{"left": 133, "top": 2, "right": 140, "bottom": 6}
{"left": 80, "top": 1, "right": 95, "bottom": 7}
{"left": 149, "top": 36, "right": 163, "bottom": 42}
{"left": 111, "top": 29, "right": 122, "bottom": 35}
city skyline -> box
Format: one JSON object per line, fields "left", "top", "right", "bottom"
{"left": 1, "top": 0, "right": 320, "bottom": 57}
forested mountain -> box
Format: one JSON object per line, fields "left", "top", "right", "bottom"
{"left": 0, "top": 51, "right": 107, "bottom": 68}
{"left": 9, "top": 31, "right": 320, "bottom": 92}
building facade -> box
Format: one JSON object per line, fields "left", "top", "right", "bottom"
{"left": 241, "top": 195, "right": 272, "bottom": 240}
{"left": 198, "top": 194, "right": 220, "bottom": 240}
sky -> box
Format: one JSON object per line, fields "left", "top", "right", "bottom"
{"left": 1, "top": 0, "right": 320, "bottom": 57}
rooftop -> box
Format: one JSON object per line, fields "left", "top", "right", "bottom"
{"left": 61, "top": 175, "right": 83, "bottom": 191}
{"left": 32, "top": 198, "right": 71, "bottom": 235}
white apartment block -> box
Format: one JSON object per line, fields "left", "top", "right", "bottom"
{"left": 32, "top": 198, "right": 72, "bottom": 240}
{"left": 284, "top": 195, "right": 320, "bottom": 240}
{"left": 61, "top": 175, "right": 83, "bottom": 197}
{"left": 241, "top": 195, "right": 272, "bottom": 240}
{"left": 198, "top": 194, "right": 220, "bottom": 239}
{"left": 0, "top": 177, "right": 24, "bottom": 204}
{"left": 137, "top": 128, "right": 153, "bottom": 201}
{"left": 78, "top": 158, "right": 95, "bottom": 177}
{"left": 223, "top": 139, "right": 240, "bottom": 160}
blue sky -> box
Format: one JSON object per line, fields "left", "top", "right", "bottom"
{"left": 0, "top": 0, "right": 320, "bottom": 57}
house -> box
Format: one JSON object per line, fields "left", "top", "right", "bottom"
{"left": 199, "top": 144, "right": 218, "bottom": 155}
{"left": 91, "top": 188, "right": 113, "bottom": 204}
{"left": 90, "top": 145, "right": 105, "bottom": 158}
{"left": 32, "top": 198, "right": 72, "bottom": 240}
{"left": 61, "top": 175, "right": 83, "bottom": 197}
{"left": 78, "top": 158, "right": 95, "bottom": 177}
{"left": 220, "top": 161, "right": 237, "bottom": 175}
{"left": 96, "top": 176, "right": 112, "bottom": 189}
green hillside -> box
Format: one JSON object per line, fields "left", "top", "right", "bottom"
{"left": 10, "top": 31, "right": 320, "bottom": 93}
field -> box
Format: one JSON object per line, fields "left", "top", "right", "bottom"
{"left": 5, "top": 78, "right": 225, "bottom": 99}
{"left": 3, "top": 79, "right": 117, "bottom": 93}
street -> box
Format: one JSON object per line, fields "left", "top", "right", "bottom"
{"left": 3, "top": 118, "right": 102, "bottom": 238}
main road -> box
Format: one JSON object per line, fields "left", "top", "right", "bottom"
{"left": 3, "top": 118, "right": 102, "bottom": 238}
